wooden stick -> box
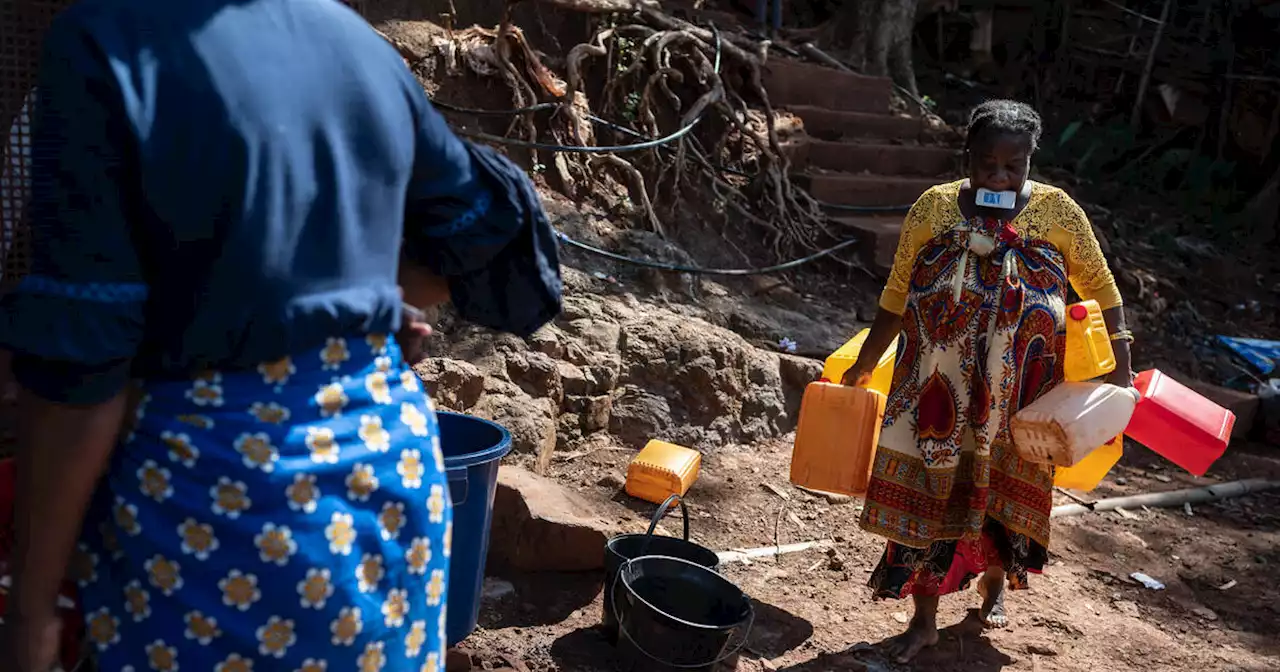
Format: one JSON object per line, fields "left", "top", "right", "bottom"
{"left": 1051, "top": 478, "right": 1280, "bottom": 518}
{"left": 1130, "top": 0, "right": 1173, "bottom": 129}
{"left": 717, "top": 540, "right": 831, "bottom": 564}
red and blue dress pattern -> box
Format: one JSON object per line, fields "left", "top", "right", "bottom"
{"left": 861, "top": 218, "right": 1064, "bottom": 599}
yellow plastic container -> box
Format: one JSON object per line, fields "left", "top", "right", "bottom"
{"left": 820, "top": 329, "right": 898, "bottom": 397}
{"left": 625, "top": 440, "right": 701, "bottom": 505}
{"left": 1054, "top": 435, "right": 1123, "bottom": 491}
{"left": 790, "top": 382, "right": 887, "bottom": 496}
{"left": 1064, "top": 300, "right": 1116, "bottom": 382}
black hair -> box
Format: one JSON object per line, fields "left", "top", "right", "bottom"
{"left": 965, "top": 99, "right": 1043, "bottom": 153}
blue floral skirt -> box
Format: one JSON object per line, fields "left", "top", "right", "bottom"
{"left": 74, "top": 335, "right": 453, "bottom": 672}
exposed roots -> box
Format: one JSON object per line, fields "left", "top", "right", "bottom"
{"left": 591, "top": 154, "right": 663, "bottom": 236}
{"left": 379, "top": 4, "right": 838, "bottom": 258}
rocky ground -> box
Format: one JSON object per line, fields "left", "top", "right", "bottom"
{"left": 414, "top": 193, "right": 1280, "bottom": 672}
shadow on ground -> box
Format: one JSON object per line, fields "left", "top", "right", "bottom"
{"left": 550, "top": 625, "right": 748, "bottom": 672}
{"left": 478, "top": 571, "right": 603, "bottom": 630}
{"left": 780, "top": 611, "right": 1015, "bottom": 672}
{"left": 549, "top": 627, "right": 619, "bottom": 672}
{"left": 747, "top": 599, "right": 815, "bottom": 659}
{"left": 547, "top": 597, "right": 811, "bottom": 672}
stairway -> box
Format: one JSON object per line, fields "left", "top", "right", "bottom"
{"left": 762, "top": 58, "right": 960, "bottom": 276}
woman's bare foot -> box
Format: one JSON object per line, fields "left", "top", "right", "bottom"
{"left": 978, "top": 570, "right": 1009, "bottom": 629}
{"left": 883, "top": 619, "right": 941, "bottom": 663}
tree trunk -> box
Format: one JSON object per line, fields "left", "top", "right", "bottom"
{"left": 825, "top": 0, "right": 880, "bottom": 71}
{"left": 823, "top": 0, "right": 920, "bottom": 97}
{"left": 885, "top": 0, "right": 920, "bottom": 98}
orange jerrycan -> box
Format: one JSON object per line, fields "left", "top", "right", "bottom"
{"left": 1054, "top": 435, "right": 1123, "bottom": 491}
{"left": 1063, "top": 300, "right": 1116, "bottom": 382}
{"left": 820, "top": 329, "right": 898, "bottom": 396}
{"left": 625, "top": 440, "right": 701, "bottom": 505}
{"left": 790, "top": 382, "right": 886, "bottom": 496}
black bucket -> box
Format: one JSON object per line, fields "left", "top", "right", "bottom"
{"left": 613, "top": 555, "right": 754, "bottom": 672}
{"left": 602, "top": 495, "right": 720, "bottom": 643}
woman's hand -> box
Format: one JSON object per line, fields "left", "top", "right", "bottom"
{"left": 396, "top": 301, "right": 433, "bottom": 366}
{"left": 1, "top": 608, "right": 63, "bottom": 672}
{"left": 840, "top": 358, "right": 874, "bottom": 388}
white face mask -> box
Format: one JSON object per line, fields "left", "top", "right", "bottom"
{"left": 975, "top": 187, "right": 1017, "bottom": 210}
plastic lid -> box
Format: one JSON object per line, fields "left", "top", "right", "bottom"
{"left": 1068, "top": 304, "right": 1089, "bottom": 321}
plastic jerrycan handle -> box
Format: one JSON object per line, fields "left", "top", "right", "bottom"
{"left": 1067, "top": 303, "right": 1092, "bottom": 359}
{"left": 818, "top": 362, "right": 875, "bottom": 389}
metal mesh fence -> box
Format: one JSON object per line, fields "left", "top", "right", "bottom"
{"left": 1, "top": 0, "right": 73, "bottom": 296}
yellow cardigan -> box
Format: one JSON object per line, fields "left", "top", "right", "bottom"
{"left": 879, "top": 180, "right": 1123, "bottom": 315}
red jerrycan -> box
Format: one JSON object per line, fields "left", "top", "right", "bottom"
{"left": 1125, "top": 370, "right": 1235, "bottom": 476}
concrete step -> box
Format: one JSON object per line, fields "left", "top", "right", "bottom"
{"left": 787, "top": 107, "right": 926, "bottom": 142}
{"left": 836, "top": 217, "right": 904, "bottom": 278}
{"left": 805, "top": 141, "right": 960, "bottom": 177}
{"left": 762, "top": 59, "right": 892, "bottom": 114}
{"left": 802, "top": 173, "right": 936, "bottom": 208}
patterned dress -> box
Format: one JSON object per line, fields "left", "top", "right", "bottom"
{"left": 860, "top": 180, "right": 1122, "bottom": 599}
{"left": 74, "top": 336, "right": 453, "bottom": 672}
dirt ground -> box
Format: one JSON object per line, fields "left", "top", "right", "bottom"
{"left": 363, "top": 13, "right": 1280, "bottom": 672}
{"left": 459, "top": 435, "right": 1280, "bottom": 672}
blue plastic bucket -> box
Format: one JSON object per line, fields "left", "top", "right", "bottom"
{"left": 437, "top": 410, "right": 512, "bottom": 646}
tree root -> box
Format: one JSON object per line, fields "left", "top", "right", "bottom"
{"left": 592, "top": 154, "right": 663, "bottom": 236}
{"left": 382, "top": 5, "right": 840, "bottom": 259}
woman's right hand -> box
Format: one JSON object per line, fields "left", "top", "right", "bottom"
{"left": 840, "top": 359, "right": 873, "bottom": 388}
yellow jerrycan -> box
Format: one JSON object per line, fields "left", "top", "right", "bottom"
{"left": 1054, "top": 435, "right": 1123, "bottom": 491}
{"left": 1064, "top": 300, "right": 1116, "bottom": 382}
{"left": 820, "top": 329, "right": 898, "bottom": 397}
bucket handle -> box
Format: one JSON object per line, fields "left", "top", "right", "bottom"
{"left": 611, "top": 555, "right": 755, "bottom": 670}
{"left": 646, "top": 494, "right": 690, "bottom": 539}
{"left": 447, "top": 468, "right": 469, "bottom": 506}
{"left": 638, "top": 494, "right": 690, "bottom": 558}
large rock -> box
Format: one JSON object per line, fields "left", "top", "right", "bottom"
{"left": 470, "top": 382, "right": 557, "bottom": 456}
{"left": 616, "top": 314, "right": 789, "bottom": 447}
{"left": 415, "top": 358, "right": 485, "bottom": 411}
{"left": 565, "top": 394, "right": 613, "bottom": 433}
{"left": 778, "top": 354, "right": 823, "bottom": 423}
{"left": 486, "top": 466, "right": 627, "bottom": 572}
{"left": 610, "top": 386, "right": 674, "bottom": 448}
{"left": 567, "top": 318, "right": 622, "bottom": 353}
{"left": 506, "top": 351, "right": 563, "bottom": 406}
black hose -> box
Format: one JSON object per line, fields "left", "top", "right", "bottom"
{"left": 431, "top": 100, "right": 560, "bottom": 116}
{"left": 428, "top": 96, "right": 914, "bottom": 213}
{"left": 453, "top": 120, "right": 700, "bottom": 154}
{"left": 451, "top": 26, "right": 723, "bottom": 155}
{"left": 427, "top": 28, "right": 913, "bottom": 219}
{"left": 554, "top": 230, "right": 860, "bottom": 276}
